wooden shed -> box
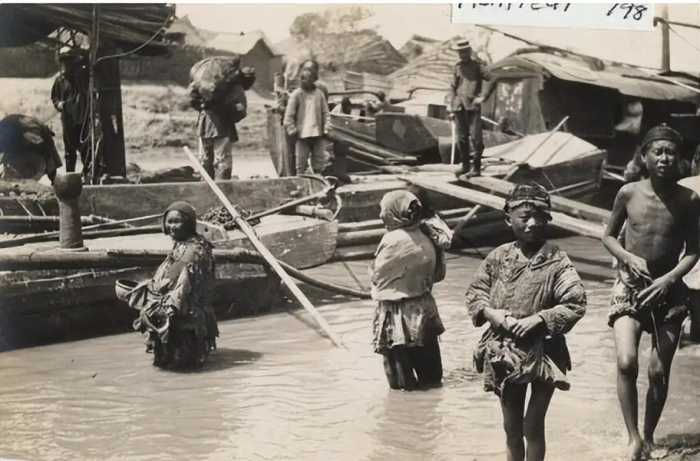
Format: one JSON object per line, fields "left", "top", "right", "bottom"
{"left": 205, "top": 30, "right": 283, "bottom": 92}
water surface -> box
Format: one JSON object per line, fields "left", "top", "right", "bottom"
{"left": 0, "top": 236, "right": 698, "bottom": 460}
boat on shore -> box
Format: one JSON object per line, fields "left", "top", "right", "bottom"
{"left": 0, "top": 175, "right": 339, "bottom": 350}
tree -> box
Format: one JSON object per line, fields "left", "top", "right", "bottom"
{"left": 289, "top": 12, "right": 328, "bottom": 40}
{"left": 289, "top": 6, "right": 372, "bottom": 40}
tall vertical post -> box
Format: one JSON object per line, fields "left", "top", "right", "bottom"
{"left": 95, "top": 53, "right": 126, "bottom": 179}
{"left": 659, "top": 4, "right": 671, "bottom": 73}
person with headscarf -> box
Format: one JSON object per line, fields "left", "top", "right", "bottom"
{"left": 466, "top": 183, "right": 586, "bottom": 461}
{"left": 370, "top": 190, "right": 446, "bottom": 390}
{"left": 125, "top": 201, "right": 218, "bottom": 369}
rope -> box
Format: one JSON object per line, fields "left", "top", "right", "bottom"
{"left": 95, "top": 7, "right": 173, "bottom": 63}
{"left": 668, "top": 23, "right": 700, "bottom": 56}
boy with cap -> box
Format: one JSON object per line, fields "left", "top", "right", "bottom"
{"left": 602, "top": 124, "right": 700, "bottom": 460}
{"left": 466, "top": 182, "right": 586, "bottom": 461}
{"left": 446, "top": 39, "right": 490, "bottom": 178}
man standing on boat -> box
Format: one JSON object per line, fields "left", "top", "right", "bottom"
{"left": 51, "top": 46, "right": 88, "bottom": 173}
{"left": 446, "top": 39, "right": 490, "bottom": 178}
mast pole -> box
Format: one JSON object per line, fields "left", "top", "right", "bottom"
{"left": 658, "top": 4, "right": 671, "bottom": 72}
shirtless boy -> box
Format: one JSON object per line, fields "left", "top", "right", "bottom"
{"left": 602, "top": 124, "right": 700, "bottom": 460}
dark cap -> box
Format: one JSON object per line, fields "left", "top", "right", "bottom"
{"left": 504, "top": 182, "right": 551, "bottom": 216}
{"left": 641, "top": 124, "right": 683, "bottom": 150}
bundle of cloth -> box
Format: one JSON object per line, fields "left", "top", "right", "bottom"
{"left": 188, "top": 55, "right": 256, "bottom": 116}
{"left": 0, "top": 114, "right": 62, "bottom": 182}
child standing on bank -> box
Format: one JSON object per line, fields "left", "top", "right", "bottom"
{"left": 283, "top": 67, "right": 330, "bottom": 175}
{"left": 466, "top": 183, "right": 586, "bottom": 461}
{"left": 602, "top": 124, "right": 700, "bottom": 461}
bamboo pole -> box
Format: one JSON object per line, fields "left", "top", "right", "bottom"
{"left": 183, "top": 146, "right": 345, "bottom": 348}
{"left": 402, "top": 176, "right": 604, "bottom": 239}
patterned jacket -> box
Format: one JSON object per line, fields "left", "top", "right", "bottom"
{"left": 466, "top": 241, "right": 586, "bottom": 349}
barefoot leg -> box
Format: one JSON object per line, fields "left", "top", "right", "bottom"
{"left": 523, "top": 381, "right": 555, "bottom": 461}
{"left": 613, "top": 316, "right": 644, "bottom": 459}
{"left": 643, "top": 317, "right": 683, "bottom": 447}
{"left": 500, "top": 383, "right": 527, "bottom": 461}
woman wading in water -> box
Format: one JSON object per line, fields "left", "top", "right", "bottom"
{"left": 466, "top": 183, "right": 587, "bottom": 461}
{"left": 121, "top": 201, "right": 219, "bottom": 369}
{"left": 370, "top": 190, "right": 447, "bottom": 390}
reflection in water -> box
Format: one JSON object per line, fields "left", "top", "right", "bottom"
{"left": 0, "top": 237, "right": 698, "bottom": 460}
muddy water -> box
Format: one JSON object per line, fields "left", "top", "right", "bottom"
{"left": 0, "top": 237, "right": 698, "bottom": 461}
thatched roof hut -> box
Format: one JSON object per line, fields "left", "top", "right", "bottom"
{"left": 399, "top": 34, "right": 440, "bottom": 61}
{"left": 283, "top": 30, "right": 406, "bottom": 86}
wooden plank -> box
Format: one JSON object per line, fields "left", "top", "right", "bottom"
{"left": 466, "top": 176, "right": 611, "bottom": 223}
{"left": 402, "top": 176, "right": 604, "bottom": 240}
{"left": 78, "top": 177, "right": 323, "bottom": 221}
{"left": 338, "top": 207, "right": 473, "bottom": 232}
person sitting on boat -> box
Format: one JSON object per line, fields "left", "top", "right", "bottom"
{"left": 283, "top": 66, "right": 330, "bottom": 175}
{"left": 127, "top": 201, "right": 219, "bottom": 370}
{"left": 446, "top": 39, "right": 490, "bottom": 178}
{"left": 465, "top": 182, "right": 586, "bottom": 461}
{"left": 371, "top": 190, "right": 446, "bottom": 390}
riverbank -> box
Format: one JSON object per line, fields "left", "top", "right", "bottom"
{"left": 0, "top": 77, "right": 274, "bottom": 179}
{"left": 0, "top": 236, "right": 697, "bottom": 461}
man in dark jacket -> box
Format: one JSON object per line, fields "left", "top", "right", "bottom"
{"left": 51, "top": 47, "right": 87, "bottom": 173}
{"left": 446, "top": 39, "right": 490, "bottom": 178}
{"left": 193, "top": 83, "right": 243, "bottom": 180}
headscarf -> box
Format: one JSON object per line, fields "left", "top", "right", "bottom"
{"left": 161, "top": 201, "right": 197, "bottom": 236}
{"left": 641, "top": 124, "right": 683, "bottom": 151}
{"left": 503, "top": 182, "right": 552, "bottom": 219}
{"left": 379, "top": 190, "right": 422, "bottom": 231}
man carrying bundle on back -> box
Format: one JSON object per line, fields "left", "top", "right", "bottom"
{"left": 189, "top": 56, "right": 255, "bottom": 180}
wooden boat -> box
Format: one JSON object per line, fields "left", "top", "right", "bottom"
{"left": 0, "top": 175, "right": 338, "bottom": 350}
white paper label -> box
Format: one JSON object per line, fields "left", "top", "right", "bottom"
{"left": 452, "top": 3, "right": 654, "bottom": 31}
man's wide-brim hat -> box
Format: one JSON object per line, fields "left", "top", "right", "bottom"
{"left": 450, "top": 39, "right": 472, "bottom": 51}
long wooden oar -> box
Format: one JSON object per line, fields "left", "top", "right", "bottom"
{"left": 454, "top": 115, "right": 570, "bottom": 229}
{"left": 183, "top": 146, "right": 345, "bottom": 348}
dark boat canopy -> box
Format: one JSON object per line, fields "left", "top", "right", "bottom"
{"left": 0, "top": 3, "right": 175, "bottom": 55}
{"left": 490, "top": 48, "right": 700, "bottom": 103}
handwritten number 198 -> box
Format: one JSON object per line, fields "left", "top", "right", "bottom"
{"left": 607, "top": 3, "right": 647, "bottom": 21}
